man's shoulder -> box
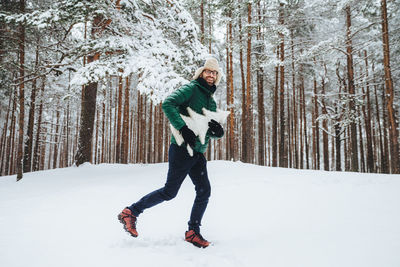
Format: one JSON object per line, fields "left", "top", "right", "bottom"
{"left": 186, "top": 80, "right": 200, "bottom": 88}
{"left": 165, "top": 80, "right": 197, "bottom": 101}
{"left": 176, "top": 80, "right": 200, "bottom": 93}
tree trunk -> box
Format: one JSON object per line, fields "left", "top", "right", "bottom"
{"left": 121, "top": 77, "right": 130, "bottom": 164}
{"left": 39, "top": 127, "right": 46, "bottom": 171}
{"left": 108, "top": 83, "right": 113, "bottom": 163}
{"left": 23, "top": 39, "right": 39, "bottom": 173}
{"left": 272, "top": 47, "right": 279, "bottom": 167}
{"left": 75, "top": 69, "right": 98, "bottom": 166}
{"left": 158, "top": 104, "right": 164, "bottom": 162}
{"left": 357, "top": 106, "right": 365, "bottom": 172}
{"left": 257, "top": 2, "right": 265, "bottom": 166}
{"left": 16, "top": 0, "right": 25, "bottom": 181}
{"left": 5, "top": 90, "right": 16, "bottom": 175}
{"left": 147, "top": 100, "right": 153, "bottom": 164}
{"left": 153, "top": 104, "right": 159, "bottom": 163}
{"left": 200, "top": 0, "right": 205, "bottom": 44}
{"left": 239, "top": 14, "right": 246, "bottom": 162}
{"left": 257, "top": 68, "right": 265, "bottom": 166}
{"left": 312, "top": 75, "right": 320, "bottom": 170}
{"left": 47, "top": 116, "right": 54, "bottom": 170}
{"left": 74, "top": 110, "right": 80, "bottom": 162}
{"left": 228, "top": 12, "right": 235, "bottom": 161}
{"left": 372, "top": 62, "right": 385, "bottom": 173}
{"left": 64, "top": 106, "right": 70, "bottom": 167}
{"left": 101, "top": 88, "right": 106, "bottom": 163}
{"left": 225, "top": 22, "right": 230, "bottom": 160}
{"left": 321, "top": 75, "right": 329, "bottom": 171}
{"left": 33, "top": 78, "right": 45, "bottom": 171}
{"left": 362, "top": 50, "right": 374, "bottom": 172}
{"left": 300, "top": 62, "right": 309, "bottom": 169}
{"left": 141, "top": 95, "right": 147, "bottom": 163}
{"left": 10, "top": 109, "right": 17, "bottom": 175}
{"left": 345, "top": 6, "right": 359, "bottom": 172}
{"left": 290, "top": 31, "right": 298, "bottom": 169}
{"left": 64, "top": 71, "right": 72, "bottom": 167}
{"left": 74, "top": 7, "right": 117, "bottom": 166}
{"left": 53, "top": 110, "right": 60, "bottom": 169}
{"left": 164, "top": 111, "right": 169, "bottom": 162}
{"left": 130, "top": 108, "right": 135, "bottom": 162}
{"left": 335, "top": 66, "right": 344, "bottom": 172}
{"left": 381, "top": 0, "right": 399, "bottom": 173}
{"left": 286, "top": 82, "right": 292, "bottom": 168}
{"left": 334, "top": 115, "right": 341, "bottom": 171}
{"left": 245, "top": 2, "right": 253, "bottom": 163}
{"left": 381, "top": 86, "right": 390, "bottom": 173}
{"left": 115, "top": 74, "right": 123, "bottom": 163}
{"left": 0, "top": 92, "right": 13, "bottom": 176}
{"left": 94, "top": 106, "right": 100, "bottom": 164}
{"left": 75, "top": 14, "right": 106, "bottom": 166}
{"left": 135, "top": 91, "right": 142, "bottom": 163}
{"left": 278, "top": 3, "right": 286, "bottom": 167}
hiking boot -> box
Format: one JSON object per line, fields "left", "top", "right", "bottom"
{"left": 185, "top": 230, "right": 210, "bottom": 248}
{"left": 118, "top": 208, "right": 138, "bottom": 237}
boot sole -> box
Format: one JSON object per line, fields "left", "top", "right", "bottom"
{"left": 118, "top": 214, "right": 138, "bottom": 238}
{"left": 185, "top": 239, "right": 209, "bottom": 248}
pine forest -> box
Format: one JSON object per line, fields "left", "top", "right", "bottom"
{"left": 1, "top": 0, "right": 400, "bottom": 181}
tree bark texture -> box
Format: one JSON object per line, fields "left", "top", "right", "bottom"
{"left": 16, "top": 0, "right": 25, "bottom": 181}
{"left": 381, "top": 0, "right": 399, "bottom": 173}
{"left": 345, "top": 6, "right": 359, "bottom": 172}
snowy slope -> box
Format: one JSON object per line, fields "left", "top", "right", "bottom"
{"left": 1, "top": 161, "right": 400, "bottom": 267}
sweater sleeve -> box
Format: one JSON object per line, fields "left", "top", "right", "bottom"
{"left": 207, "top": 97, "right": 224, "bottom": 139}
{"left": 162, "top": 84, "right": 194, "bottom": 131}
{"left": 209, "top": 97, "right": 217, "bottom": 112}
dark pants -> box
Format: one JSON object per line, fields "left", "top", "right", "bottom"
{"left": 129, "top": 144, "right": 211, "bottom": 233}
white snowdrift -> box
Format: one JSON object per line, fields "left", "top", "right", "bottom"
{"left": 0, "top": 161, "right": 399, "bottom": 267}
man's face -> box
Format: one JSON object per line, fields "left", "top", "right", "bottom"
{"left": 200, "top": 69, "right": 218, "bottom": 86}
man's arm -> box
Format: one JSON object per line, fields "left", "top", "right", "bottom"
{"left": 162, "top": 84, "right": 194, "bottom": 130}
{"left": 206, "top": 98, "right": 226, "bottom": 139}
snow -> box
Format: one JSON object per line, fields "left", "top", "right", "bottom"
{"left": 58, "top": 0, "right": 208, "bottom": 103}
{"left": 1, "top": 161, "right": 400, "bottom": 267}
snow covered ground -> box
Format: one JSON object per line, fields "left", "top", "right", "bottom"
{"left": 1, "top": 161, "right": 400, "bottom": 267}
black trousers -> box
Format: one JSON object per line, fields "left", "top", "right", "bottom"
{"left": 129, "top": 144, "right": 211, "bottom": 233}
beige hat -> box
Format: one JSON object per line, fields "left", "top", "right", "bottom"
{"left": 193, "top": 58, "right": 222, "bottom": 86}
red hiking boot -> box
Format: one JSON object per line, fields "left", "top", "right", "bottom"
{"left": 118, "top": 208, "right": 138, "bottom": 237}
{"left": 185, "top": 230, "right": 210, "bottom": 248}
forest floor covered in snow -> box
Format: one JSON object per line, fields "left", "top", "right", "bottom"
{"left": 1, "top": 161, "right": 400, "bottom": 267}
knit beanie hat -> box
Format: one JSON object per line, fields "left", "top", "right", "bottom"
{"left": 192, "top": 58, "right": 222, "bottom": 86}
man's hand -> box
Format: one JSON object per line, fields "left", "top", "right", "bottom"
{"left": 179, "top": 125, "right": 196, "bottom": 148}
{"left": 208, "top": 119, "right": 224, "bottom": 137}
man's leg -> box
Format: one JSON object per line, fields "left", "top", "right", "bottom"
{"left": 128, "top": 144, "right": 196, "bottom": 216}
{"left": 187, "top": 153, "right": 211, "bottom": 233}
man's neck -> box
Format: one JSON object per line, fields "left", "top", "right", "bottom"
{"left": 196, "top": 77, "right": 216, "bottom": 91}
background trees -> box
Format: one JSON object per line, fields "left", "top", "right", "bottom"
{"left": 1, "top": 0, "right": 399, "bottom": 179}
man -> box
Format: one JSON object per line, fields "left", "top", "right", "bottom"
{"left": 118, "top": 58, "right": 225, "bottom": 248}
